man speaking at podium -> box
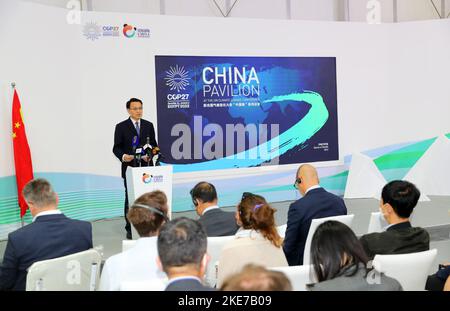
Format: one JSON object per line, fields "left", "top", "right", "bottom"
{"left": 113, "top": 98, "right": 158, "bottom": 239}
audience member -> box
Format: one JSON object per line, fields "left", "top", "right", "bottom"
{"left": 190, "top": 182, "right": 238, "bottom": 236}
{"left": 99, "top": 190, "right": 169, "bottom": 290}
{"left": 308, "top": 221, "right": 402, "bottom": 291}
{"left": 220, "top": 264, "right": 292, "bottom": 291}
{"left": 360, "top": 180, "right": 429, "bottom": 259}
{"left": 0, "top": 178, "right": 92, "bottom": 290}
{"left": 426, "top": 263, "right": 450, "bottom": 291}
{"left": 283, "top": 164, "right": 347, "bottom": 265}
{"left": 157, "top": 217, "right": 213, "bottom": 291}
{"left": 217, "top": 193, "right": 288, "bottom": 287}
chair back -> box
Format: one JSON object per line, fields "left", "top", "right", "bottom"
{"left": 372, "top": 249, "right": 438, "bottom": 291}
{"left": 205, "top": 235, "right": 235, "bottom": 287}
{"left": 26, "top": 249, "right": 102, "bottom": 291}
{"left": 277, "top": 224, "right": 287, "bottom": 238}
{"left": 303, "top": 214, "right": 354, "bottom": 265}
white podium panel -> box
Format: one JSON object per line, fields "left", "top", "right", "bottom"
{"left": 126, "top": 166, "right": 173, "bottom": 240}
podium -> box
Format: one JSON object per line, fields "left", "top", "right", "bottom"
{"left": 125, "top": 165, "right": 173, "bottom": 240}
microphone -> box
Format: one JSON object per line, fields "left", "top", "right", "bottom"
{"left": 143, "top": 137, "right": 153, "bottom": 167}
{"left": 132, "top": 136, "right": 143, "bottom": 167}
{"left": 132, "top": 136, "right": 138, "bottom": 166}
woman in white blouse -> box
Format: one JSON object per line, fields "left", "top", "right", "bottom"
{"left": 99, "top": 190, "right": 169, "bottom": 291}
{"left": 217, "top": 193, "right": 288, "bottom": 287}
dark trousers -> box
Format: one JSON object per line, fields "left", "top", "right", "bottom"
{"left": 123, "top": 178, "right": 131, "bottom": 234}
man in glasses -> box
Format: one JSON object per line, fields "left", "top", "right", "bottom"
{"left": 113, "top": 98, "right": 158, "bottom": 239}
{"left": 190, "top": 182, "right": 239, "bottom": 237}
{"left": 283, "top": 164, "right": 347, "bottom": 266}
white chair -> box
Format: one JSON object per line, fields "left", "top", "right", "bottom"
{"left": 277, "top": 224, "right": 287, "bottom": 238}
{"left": 119, "top": 278, "right": 167, "bottom": 291}
{"left": 205, "top": 235, "right": 235, "bottom": 287}
{"left": 122, "top": 240, "right": 138, "bottom": 252}
{"left": 372, "top": 249, "right": 437, "bottom": 291}
{"left": 303, "top": 214, "right": 355, "bottom": 265}
{"left": 367, "top": 212, "right": 388, "bottom": 233}
{"left": 131, "top": 223, "right": 139, "bottom": 241}
{"left": 270, "top": 265, "right": 316, "bottom": 291}
{"left": 26, "top": 249, "right": 102, "bottom": 291}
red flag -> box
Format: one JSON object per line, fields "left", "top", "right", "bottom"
{"left": 12, "top": 89, "right": 34, "bottom": 218}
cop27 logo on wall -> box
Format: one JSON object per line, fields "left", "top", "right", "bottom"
{"left": 164, "top": 65, "right": 191, "bottom": 109}
{"left": 164, "top": 65, "right": 190, "bottom": 92}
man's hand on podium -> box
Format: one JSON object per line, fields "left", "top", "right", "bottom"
{"left": 123, "top": 154, "right": 134, "bottom": 162}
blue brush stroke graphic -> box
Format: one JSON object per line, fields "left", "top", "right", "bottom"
{"left": 165, "top": 91, "right": 329, "bottom": 172}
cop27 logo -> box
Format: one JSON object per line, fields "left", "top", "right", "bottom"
{"left": 142, "top": 173, "right": 153, "bottom": 184}
{"left": 164, "top": 65, "right": 190, "bottom": 92}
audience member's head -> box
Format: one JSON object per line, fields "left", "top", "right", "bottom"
{"left": 310, "top": 221, "right": 369, "bottom": 282}
{"left": 380, "top": 180, "right": 420, "bottom": 224}
{"left": 294, "top": 164, "right": 320, "bottom": 196}
{"left": 190, "top": 181, "right": 218, "bottom": 216}
{"left": 127, "top": 190, "right": 169, "bottom": 237}
{"left": 220, "top": 264, "right": 292, "bottom": 291}
{"left": 157, "top": 217, "right": 208, "bottom": 279}
{"left": 22, "top": 178, "right": 58, "bottom": 217}
{"left": 237, "top": 193, "right": 283, "bottom": 248}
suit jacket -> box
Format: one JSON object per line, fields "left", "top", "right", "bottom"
{"left": 360, "top": 221, "right": 430, "bottom": 259}
{"left": 113, "top": 118, "right": 158, "bottom": 178}
{"left": 309, "top": 264, "right": 403, "bottom": 291}
{"left": 0, "top": 214, "right": 93, "bottom": 291}
{"left": 165, "top": 278, "right": 214, "bottom": 291}
{"left": 283, "top": 187, "right": 347, "bottom": 266}
{"left": 198, "top": 209, "right": 239, "bottom": 237}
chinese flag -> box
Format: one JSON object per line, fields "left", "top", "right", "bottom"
{"left": 12, "top": 89, "right": 34, "bottom": 218}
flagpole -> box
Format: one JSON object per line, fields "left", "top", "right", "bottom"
{"left": 12, "top": 82, "right": 25, "bottom": 227}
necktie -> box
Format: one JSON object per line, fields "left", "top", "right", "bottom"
{"left": 135, "top": 121, "right": 140, "bottom": 137}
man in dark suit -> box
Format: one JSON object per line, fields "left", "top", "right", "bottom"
{"left": 0, "top": 179, "right": 92, "bottom": 291}
{"left": 113, "top": 98, "right": 158, "bottom": 239}
{"left": 190, "top": 182, "right": 238, "bottom": 237}
{"left": 283, "top": 164, "right": 347, "bottom": 266}
{"left": 360, "top": 180, "right": 429, "bottom": 259}
{"left": 157, "top": 217, "right": 214, "bottom": 291}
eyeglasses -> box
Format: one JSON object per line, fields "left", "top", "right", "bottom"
{"left": 129, "top": 107, "right": 143, "bottom": 111}
{"left": 293, "top": 178, "right": 302, "bottom": 189}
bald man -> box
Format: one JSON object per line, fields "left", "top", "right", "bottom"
{"left": 283, "top": 164, "right": 347, "bottom": 266}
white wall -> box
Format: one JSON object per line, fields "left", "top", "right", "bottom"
{"left": 23, "top": 0, "right": 450, "bottom": 21}
{"left": 1, "top": 0, "right": 449, "bottom": 181}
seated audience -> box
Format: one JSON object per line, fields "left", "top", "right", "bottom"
{"left": 0, "top": 178, "right": 92, "bottom": 291}
{"left": 308, "top": 221, "right": 402, "bottom": 291}
{"left": 99, "top": 190, "right": 169, "bottom": 291}
{"left": 190, "top": 181, "right": 238, "bottom": 236}
{"left": 220, "top": 264, "right": 292, "bottom": 291}
{"left": 283, "top": 164, "right": 347, "bottom": 266}
{"left": 426, "top": 263, "right": 450, "bottom": 291}
{"left": 217, "top": 193, "right": 288, "bottom": 287}
{"left": 360, "top": 180, "right": 429, "bottom": 259}
{"left": 157, "top": 217, "right": 213, "bottom": 291}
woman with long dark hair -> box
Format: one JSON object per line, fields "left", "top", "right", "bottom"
{"left": 308, "top": 221, "right": 402, "bottom": 291}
